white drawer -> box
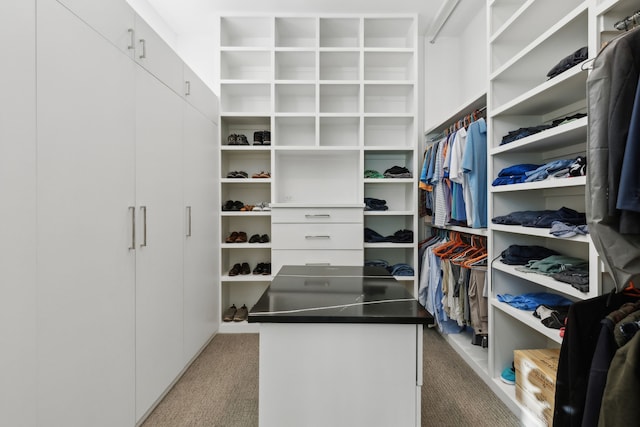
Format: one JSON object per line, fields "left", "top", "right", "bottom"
{"left": 271, "top": 207, "right": 362, "bottom": 224}
{"left": 271, "top": 250, "right": 363, "bottom": 275}
{"left": 271, "top": 223, "right": 362, "bottom": 250}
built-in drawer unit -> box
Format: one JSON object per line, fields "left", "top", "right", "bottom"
{"left": 271, "top": 223, "right": 362, "bottom": 250}
{"left": 271, "top": 206, "right": 363, "bottom": 224}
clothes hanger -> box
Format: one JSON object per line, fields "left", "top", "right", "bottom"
{"left": 623, "top": 280, "right": 640, "bottom": 297}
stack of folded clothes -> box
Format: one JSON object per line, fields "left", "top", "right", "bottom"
{"left": 492, "top": 164, "right": 541, "bottom": 186}
{"left": 383, "top": 166, "right": 412, "bottom": 178}
{"left": 492, "top": 206, "right": 586, "bottom": 228}
{"left": 533, "top": 304, "right": 570, "bottom": 329}
{"left": 387, "top": 263, "right": 414, "bottom": 276}
{"left": 515, "top": 255, "right": 589, "bottom": 276}
{"left": 364, "top": 259, "right": 389, "bottom": 268}
{"left": 364, "top": 197, "right": 388, "bottom": 211}
{"left": 552, "top": 266, "right": 590, "bottom": 292}
{"left": 500, "top": 113, "right": 587, "bottom": 146}
{"left": 523, "top": 158, "right": 577, "bottom": 182}
{"left": 550, "top": 220, "right": 589, "bottom": 237}
{"left": 364, "top": 169, "right": 384, "bottom": 178}
{"left": 364, "top": 228, "right": 413, "bottom": 243}
{"left": 500, "top": 244, "right": 560, "bottom": 265}
{"left": 546, "top": 46, "right": 588, "bottom": 79}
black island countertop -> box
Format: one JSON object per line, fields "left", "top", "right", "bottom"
{"left": 248, "top": 266, "right": 433, "bottom": 325}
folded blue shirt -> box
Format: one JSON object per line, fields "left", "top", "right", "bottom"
{"left": 496, "top": 292, "right": 573, "bottom": 310}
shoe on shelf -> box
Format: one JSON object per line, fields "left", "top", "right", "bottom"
{"left": 225, "top": 231, "right": 239, "bottom": 243}
{"left": 253, "top": 262, "right": 264, "bottom": 274}
{"left": 229, "top": 263, "right": 241, "bottom": 276}
{"left": 252, "top": 204, "right": 263, "bottom": 211}
{"left": 222, "top": 200, "right": 235, "bottom": 211}
{"left": 249, "top": 234, "right": 261, "bottom": 243}
{"left": 227, "top": 170, "right": 248, "bottom": 178}
{"left": 227, "top": 134, "right": 237, "bottom": 145}
{"left": 234, "top": 231, "right": 247, "bottom": 243}
{"left": 233, "top": 304, "right": 248, "bottom": 322}
{"left": 240, "top": 204, "right": 254, "bottom": 211}
{"left": 262, "top": 263, "right": 271, "bottom": 275}
{"left": 253, "top": 131, "right": 263, "bottom": 145}
{"left": 251, "top": 171, "right": 270, "bottom": 179}
{"left": 232, "top": 201, "right": 244, "bottom": 211}
{"left": 240, "top": 262, "right": 251, "bottom": 275}
{"left": 259, "top": 234, "right": 270, "bottom": 243}
{"left": 237, "top": 134, "right": 249, "bottom": 145}
{"left": 223, "top": 304, "right": 237, "bottom": 322}
{"left": 262, "top": 130, "right": 271, "bottom": 145}
{"left": 500, "top": 364, "right": 516, "bottom": 385}
{"left": 261, "top": 202, "right": 271, "bottom": 211}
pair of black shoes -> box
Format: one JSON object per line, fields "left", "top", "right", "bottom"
{"left": 229, "top": 262, "right": 251, "bottom": 276}
{"left": 253, "top": 262, "right": 271, "bottom": 275}
{"left": 253, "top": 130, "right": 271, "bottom": 145}
{"left": 228, "top": 134, "right": 249, "bottom": 145}
{"left": 249, "top": 233, "right": 270, "bottom": 243}
{"left": 227, "top": 171, "right": 248, "bottom": 178}
{"left": 222, "top": 200, "right": 244, "bottom": 211}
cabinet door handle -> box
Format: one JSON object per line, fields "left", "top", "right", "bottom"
{"left": 305, "top": 214, "right": 330, "bottom": 218}
{"left": 305, "top": 262, "right": 330, "bottom": 266}
{"left": 128, "top": 206, "right": 136, "bottom": 250}
{"left": 305, "top": 235, "right": 330, "bottom": 239}
{"left": 185, "top": 81, "right": 191, "bottom": 96}
{"left": 140, "top": 206, "right": 147, "bottom": 247}
{"left": 186, "top": 206, "right": 192, "bottom": 237}
{"left": 127, "top": 29, "right": 135, "bottom": 50}
{"left": 138, "top": 39, "right": 146, "bottom": 59}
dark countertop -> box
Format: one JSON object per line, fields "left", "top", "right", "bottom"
{"left": 249, "top": 266, "right": 433, "bottom": 325}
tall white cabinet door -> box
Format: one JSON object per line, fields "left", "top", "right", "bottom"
{"left": 0, "top": 1, "right": 37, "bottom": 426}
{"left": 36, "top": 0, "right": 136, "bottom": 426}
{"left": 183, "top": 104, "right": 219, "bottom": 363}
{"left": 55, "top": 0, "right": 135, "bottom": 54}
{"left": 134, "top": 65, "right": 185, "bottom": 421}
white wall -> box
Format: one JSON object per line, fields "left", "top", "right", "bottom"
{"left": 423, "top": 2, "right": 487, "bottom": 132}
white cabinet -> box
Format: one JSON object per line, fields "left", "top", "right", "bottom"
{"left": 218, "top": 15, "right": 419, "bottom": 332}
{"left": 3, "top": 1, "right": 220, "bottom": 425}
{"left": 134, "top": 64, "right": 185, "bottom": 421}
{"left": 134, "top": 14, "right": 184, "bottom": 95}
{"left": 55, "top": 0, "right": 135, "bottom": 54}
{"left": 0, "top": 1, "right": 37, "bottom": 425}
{"left": 36, "top": 0, "right": 136, "bottom": 425}
{"left": 182, "top": 102, "right": 219, "bottom": 363}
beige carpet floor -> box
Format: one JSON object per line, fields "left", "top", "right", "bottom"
{"left": 142, "top": 329, "right": 519, "bottom": 427}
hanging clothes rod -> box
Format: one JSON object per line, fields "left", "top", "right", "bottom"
{"left": 427, "top": 106, "right": 487, "bottom": 142}
{"left": 614, "top": 10, "right": 640, "bottom": 31}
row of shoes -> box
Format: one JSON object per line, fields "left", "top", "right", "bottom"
{"left": 225, "top": 231, "right": 270, "bottom": 244}
{"left": 226, "top": 171, "right": 271, "bottom": 179}
{"left": 223, "top": 304, "right": 248, "bottom": 322}
{"left": 227, "top": 134, "right": 249, "bottom": 145}
{"left": 228, "top": 262, "right": 271, "bottom": 276}
{"left": 222, "top": 200, "right": 271, "bottom": 211}
{"left": 227, "top": 131, "right": 271, "bottom": 146}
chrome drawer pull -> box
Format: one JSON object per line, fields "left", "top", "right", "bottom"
{"left": 305, "top": 214, "right": 330, "bottom": 218}
{"left": 305, "top": 235, "right": 330, "bottom": 239}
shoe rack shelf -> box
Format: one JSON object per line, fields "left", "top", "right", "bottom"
{"left": 218, "top": 15, "right": 419, "bottom": 332}
{"left": 486, "top": 0, "right": 604, "bottom": 415}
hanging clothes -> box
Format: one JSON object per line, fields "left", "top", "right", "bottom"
{"left": 586, "top": 26, "right": 640, "bottom": 288}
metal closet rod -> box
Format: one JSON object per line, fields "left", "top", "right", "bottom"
{"left": 614, "top": 10, "right": 640, "bottom": 31}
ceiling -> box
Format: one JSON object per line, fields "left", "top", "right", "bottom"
{"left": 142, "top": 0, "right": 468, "bottom": 37}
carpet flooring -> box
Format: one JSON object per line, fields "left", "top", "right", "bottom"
{"left": 141, "top": 329, "right": 519, "bottom": 427}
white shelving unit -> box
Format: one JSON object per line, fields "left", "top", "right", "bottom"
{"left": 486, "top": 0, "right": 609, "bottom": 417}
{"left": 218, "top": 15, "right": 419, "bottom": 332}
